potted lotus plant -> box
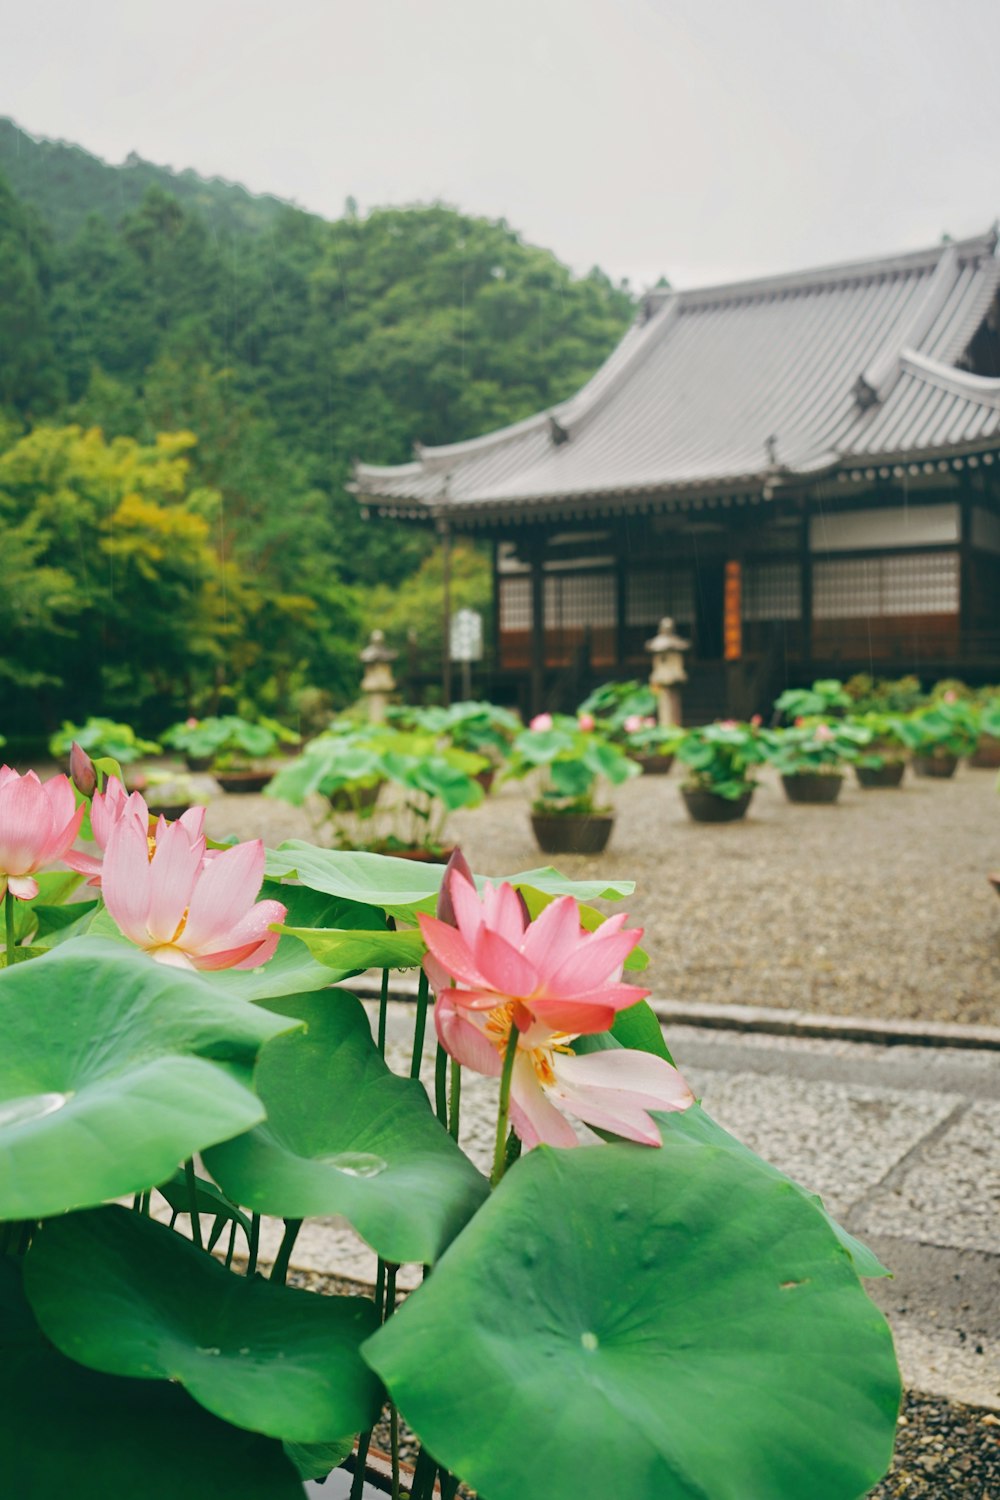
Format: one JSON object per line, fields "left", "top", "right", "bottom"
{"left": 48, "top": 717, "right": 160, "bottom": 790}
{"left": 503, "top": 714, "right": 639, "bottom": 854}
{"left": 269, "top": 724, "right": 487, "bottom": 862}
{"left": 387, "top": 700, "right": 520, "bottom": 793}
{"left": 0, "top": 760, "right": 902, "bottom": 1499}
{"left": 895, "top": 699, "right": 979, "bottom": 778}
{"left": 773, "top": 678, "right": 852, "bottom": 723}
{"left": 968, "top": 694, "right": 1000, "bottom": 769}
{"left": 761, "top": 721, "right": 871, "bottom": 805}
{"left": 847, "top": 711, "right": 910, "bottom": 788}
{"left": 675, "top": 720, "right": 767, "bottom": 822}
{"left": 161, "top": 714, "right": 300, "bottom": 792}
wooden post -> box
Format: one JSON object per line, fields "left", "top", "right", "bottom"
{"left": 800, "top": 498, "right": 813, "bottom": 674}
{"left": 439, "top": 517, "right": 452, "bottom": 707}
{"left": 530, "top": 543, "right": 546, "bottom": 715}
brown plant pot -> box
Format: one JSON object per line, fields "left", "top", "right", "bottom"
{"left": 912, "top": 753, "right": 958, "bottom": 779}
{"left": 855, "top": 761, "right": 906, "bottom": 789}
{"left": 530, "top": 811, "right": 614, "bottom": 855}
{"left": 968, "top": 735, "right": 1000, "bottom": 769}
{"left": 680, "top": 786, "right": 754, "bottom": 823}
{"left": 988, "top": 872, "right": 1000, "bottom": 901}
{"left": 781, "top": 772, "right": 843, "bottom": 805}
{"left": 146, "top": 802, "right": 195, "bottom": 822}
{"left": 629, "top": 751, "right": 674, "bottom": 775}
{"left": 386, "top": 845, "right": 456, "bottom": 865}
{"left": 475, "top": 767, "right": 497, "bottom": 794}
{"left": 184, "top": 754, "right": 214, "bottom": 772}
{"left": 327, "top": 781, "right": 382, "bottom": 813}
{"left": 214, "top": 769, "right": 274, "bottom": 794}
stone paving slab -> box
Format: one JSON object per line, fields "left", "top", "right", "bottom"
{"left": 853, "top": 1100, "right": 1000, "bottom": 1255}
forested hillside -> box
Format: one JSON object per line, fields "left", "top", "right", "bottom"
{"left": 0, "top": 120, "right": 636, "bottom": 737}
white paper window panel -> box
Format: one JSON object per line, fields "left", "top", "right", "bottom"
{"left": 625, "top": 570, "right": 696, "bottom": 626}
{"left": 971, "top": 507, "right": 1000, "bottom": 555}
{"left": 810, "top": 504, "right": 959, "bottom": 553}
{"left": 499, "top": 576, "right": 532, "bottom": 630}
{"left": 545, "top": 573, "right": 617, "bottom": 628}
{"left": 742, "top": 563, "right": 802, "bottom": 621}
{"left": 813, "top": 553, "right": 959, "bottom": 618}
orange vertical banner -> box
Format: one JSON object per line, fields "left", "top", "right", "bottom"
{"left": 724, "top": 560, "right": 742, "bottom": 661}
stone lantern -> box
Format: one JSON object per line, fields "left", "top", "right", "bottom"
{"left": 359, "top": 629, "right": 397, "bottom": 723}
{"left": 644, "top": 617, "right": 690, "bottom": 727}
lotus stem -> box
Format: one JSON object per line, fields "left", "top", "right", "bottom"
{"left": 389, "top": 1401, "right": 401, "bottom": 1500}
{"left": 224, "top": 1219, "right": 237, "bottom": 1270}
{"left": 490, "top": 1026, "right": 520, "bottom": 1187}
{"left": 184, "top": 1159, "right": 203, "bottom": 1250}
{"left": 375, "top": 1257, "right": 387, "bottom": 1320}
{"left": 410, "top": 968, "right": 429, "bottom": 1079}
{"left": 4, "top": 890, "right": 14, "bottom": 968}
{"left": 448, "top": 1058, "right": 462, "bottom": 1143}
{"left": 247, "top": 1212, "right": 260, "bottom": 1276}
{"left": 270, "top": 1218, "right": 302, "bottom": 1286}
{"left": 434, "top": 1041, "right": 448, "bottom": 1125}
{"left": 409, "top": 1447, "right": 438, "bottom": 1500}
{"left": 349, "top": 1432, "right": 373, "bottom": 1500}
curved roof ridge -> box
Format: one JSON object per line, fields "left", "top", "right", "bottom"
{"left": 900, "top": 347, "right": 1000, "bottom": 407}
{"left": 647, "top": 228, "right": 997, "bottom": 311}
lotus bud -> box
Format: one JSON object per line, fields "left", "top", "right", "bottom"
{"left": 436, "top": 846, "right": 474, "bottom": 926}
{"left": 69, "top": 741, "right": 97, "bottom": 798}
{"left": 529, "top": 712, "right": 553, "bottom": 732}
{"left": 577, "top": 712, "right": 595, "bottom": 732}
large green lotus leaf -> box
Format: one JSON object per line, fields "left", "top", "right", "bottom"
{"left": 0, "top": 939, "right": 299, "bottom": 1220}
{"left": 266, "top": 843, "right": 634, "bottom": 918}
{"left": 25, "top": 1207, "right": 383, "bottom": 1444}
{"left": 657, "top": 1101, "right": 890, "bottom": 1279}
{"left": 205, "top": 991, "right": 488, "bottom": 1264}
{"left": 364, "top": 1140, "right": 900, "bottom": 1500}
{"left": 278, "top": 923, "right": 425, "bottom": 972}
{"left": 0, "top": 1258, "right": 303, "bottom": 1499}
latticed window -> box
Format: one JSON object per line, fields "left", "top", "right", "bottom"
{"left": 545, "top": 572, "right": 616, "bottom": 628}
{"left": 499, "top": 576, "right": 532, "bottom": 631}
{"left": 813, "top": 553, "right": 959, "bottom": 618}
{"left": 743, "top": 562, "right": 802, "bottom": 621}
{"left": 625, "top": 568, "right": 695, "bottom": 626}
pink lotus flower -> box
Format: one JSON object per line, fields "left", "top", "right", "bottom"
{"left": 622, "top": 714, "right": 644, "bottom": 734}
{"left": 943, "top": 690, "right": 957, "bottom": 705}
{"left": 577, "top": 712, "right": 596, "bottom": 732}
{"left": 529, "top": 713, "right": 553, "bottom": 732}
{"left": 101, "top": 816, "right": 286, "bottom": 970}
{"left": 750, "top": 713, "right": 763, "bottom": 728}
{"left": 436, "top": 992, "right": 693, "bottom": 1149}
{"left": 719, "top": 719, "right": 738, "bottom": 730}
{"left": 64, "top": 777, "right": 208, "bottom": 888}
{"left": 814, "top": 723, "right": 835, "bottom": 742}
{"left": 0, "top": 767, "right": 86, "bottom": 901}
{"left": 419, "top": 867, "right": 649, "bottom": 1036}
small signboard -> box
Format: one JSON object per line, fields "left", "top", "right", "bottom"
{"left": 450, "top": 608, "right": 484, "bottom": 663}
{"left": 723, "top": 560, "right": 742, "bottom": 661}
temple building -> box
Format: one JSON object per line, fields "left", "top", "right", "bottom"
{"left": 354, "top": 230, "right": 1000, "bottom": 719}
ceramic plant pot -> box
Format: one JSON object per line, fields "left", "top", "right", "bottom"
{"left": 912, "top": 753, "right": 958, "bottom": 779}
{"left": 629, "top": 751, "right": 674, "bottom": 775}
{"left": 968, "top": 735, "right": 1000, "bottom": 769}
{"left": 781, "top": 772, "right": 843, "bottom": 805}
{"left": 530, "top": 812, "right": 614, "bottom": 855}
{"left": 145, "top": 802, "right": 196, "bottom": 822}
{"left": 680, "top": 786, "right": 753, "bottom": 823}
{"left": 474, "top": 767, "right": 497, "bottom": 793}
{"left": 855, "top": 761, "right": 905, "bottom": 789}
{"left": 214, "top": 768, "right": 274, "bottom": 794}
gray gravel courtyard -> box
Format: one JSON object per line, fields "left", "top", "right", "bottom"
{"left": 205, "top": 761, "right": 1000, "bottom": 1027}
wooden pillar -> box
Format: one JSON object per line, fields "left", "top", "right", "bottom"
{"left": 615, "top": 549, "right": 628, "bottom": 669}
{"left": 800, "top": 497, "right": 813, "bottom": 674}
{"left": 439, "top": 518, "right": 452, "bottom": 707}
{"left": 530, "top": 543, "right": 546, "bottom": 714}
{"left": 958, "top": 474, "right": 974, "bottom": 647}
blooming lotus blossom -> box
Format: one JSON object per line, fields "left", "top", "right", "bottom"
{"left": 419, "top": 866, "right": 649, "bottom": 1036}
{"left": 814, "top": 723, "right": 835, "bottom": 742}
{"left": 529, "top": 713, "right": 553, "bottom": 732}
{"left": 101, "top": 815, "right": 286, "bottom": 970}
{"left": 750, "top": 714, "right": 763, "bottom": 728}
{"left": 0, "top": 767, "right": 86, "bottom": 901}
{"left": 63, "top": 777, "right": 208, "bottom": 888}
{"left": 577, "top": 712, "right": 596, "bottom": 732}
{"left": 436, "top": 991, "right": 693, "bottom": 1149}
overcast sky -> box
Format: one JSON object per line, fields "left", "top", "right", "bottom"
{"left": 4, "top": 0, "right": 999, "bottom": 290}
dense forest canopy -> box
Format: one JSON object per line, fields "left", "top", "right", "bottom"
{"left": 0, "top": 118, "right": 637, "bottom": 738}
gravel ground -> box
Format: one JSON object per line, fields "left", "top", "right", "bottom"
{"left": 205, "top": 764, "right": 1000, "bottom": 1026}
{"left": 287, "top": 1272, "right": 1000, "bottom": 1498}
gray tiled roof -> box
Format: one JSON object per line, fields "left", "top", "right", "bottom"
{"left": 355, "top": 231, "right": 1000, "bottom": 519}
